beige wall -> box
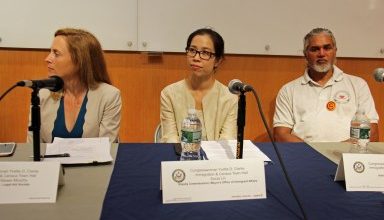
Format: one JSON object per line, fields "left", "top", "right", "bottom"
{"left": 0, "top": 49, "right": 383, "bottom": 142}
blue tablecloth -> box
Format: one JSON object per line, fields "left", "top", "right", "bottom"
{"left": 100, "top": 143, "right": 384, "bottom": 220}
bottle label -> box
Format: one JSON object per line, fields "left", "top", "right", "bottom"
{"left": 181, "top": 130, "right": 202, "bottom": 143}
{"left": 350, "top": 127, "right": 370, "bottom": 139}
{"left": 359, "top": 128, "right": 370, "bottom": 139}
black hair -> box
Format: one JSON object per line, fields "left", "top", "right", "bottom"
{"left": 185, "top": 28, "right": 224, "bottom": 60}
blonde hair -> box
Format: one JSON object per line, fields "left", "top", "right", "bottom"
{"left": 55, "top": 28, "right": 111, "bottom": 89}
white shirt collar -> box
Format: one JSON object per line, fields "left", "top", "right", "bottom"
{"left": 301, "top": 65, "right": 344, "bottom": 86}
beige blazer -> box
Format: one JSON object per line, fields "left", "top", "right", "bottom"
{"left": 27, "top": 83, "right": 122, "bottom": 143}
{"left": 160, "top": 79, "right": 238, "bottom": 143}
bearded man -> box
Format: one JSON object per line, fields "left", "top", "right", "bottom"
{"left": 273, "top": 28, "right": 379, "bottom": 142}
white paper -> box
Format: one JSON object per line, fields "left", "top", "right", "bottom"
{"left": 334, "top": 157, "right": 345, "bottom": 181}
{"left": 201, "top": 140, "right": 271, "bottom": 162}
{"left": 44, "top": 137, "right": 112, "bottom": 164}
{"left": 337, "top": 153, "right": 384, "bottom": 192}
{"left": 161, "top": 159, "right": 266, "bottom": 203}
{"left": 0, "top": 162, "right": 62, "bottom": 204}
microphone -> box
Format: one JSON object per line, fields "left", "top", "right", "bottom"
{"left": 373, "top": 68, "right": 384, "bottom": 82}
{"left": 228, "top": 79, "right": 253, "bottom": 94}
{"left": 16, "top": 75, "right": 64, "bottom": 92}
{"left": 228, "top": 79, "right": 254, "bottom": 159}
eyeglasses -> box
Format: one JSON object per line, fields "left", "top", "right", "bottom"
{"left": 186, "top": 48, "right": 215, "bottom": 60}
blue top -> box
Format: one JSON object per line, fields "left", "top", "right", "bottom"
{"left": 51, "top": 93, "right": 88, "bottom": 142}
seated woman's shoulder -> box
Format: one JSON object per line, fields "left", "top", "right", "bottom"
{"left": 39, "top": 88, "right": 52, "bottom": 97}
{"left": 215, "top": 81, "right": 238, "bottom": 104}
{"left": 162, "top": 79, "right": 185, "bottom": 93}
{"left": 216, "top": 81, "right": 236, "bottom": 95}
{"left": 97, "top": 82, "right": 120, "bottom": 93}
{"left": 91, "top": 83, "right": 121, "bottom": 102}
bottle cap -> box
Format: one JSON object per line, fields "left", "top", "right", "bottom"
{"left": 188, "top": 108, "right": 196, "bottom": 115}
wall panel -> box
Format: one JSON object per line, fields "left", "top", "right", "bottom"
{"left": 0, "top": 49, "right": 383, "bottom": 142}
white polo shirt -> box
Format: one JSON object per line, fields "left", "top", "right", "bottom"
{"left": 273, "top": 66, "right": 379, "bottom": 142}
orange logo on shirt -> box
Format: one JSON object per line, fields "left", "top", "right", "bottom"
{"left": 326, "top": 101, "right": 336, "bottom": 111}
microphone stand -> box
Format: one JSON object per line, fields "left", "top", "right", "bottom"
{"left": 250, "top": 89, "right": 308, "bottom": 220}
{"left": 236, "top": 91, "right": 246, "bottom": 159}
{"left": 29, "top": 87, "right": 41, "bottom": 161}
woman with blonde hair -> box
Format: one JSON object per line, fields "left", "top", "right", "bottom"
{"left": 27, "top": 28, "right": 121, "bottom": 143}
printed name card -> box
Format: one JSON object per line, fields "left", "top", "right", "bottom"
{"left": 334, "top": 153, "right": 384, "bottom": 192}
{"left": 0, "top": 162, "right": 64, "bottom": 204}
{"left": 161, "top": 159, "right": 266, "bottom": 203}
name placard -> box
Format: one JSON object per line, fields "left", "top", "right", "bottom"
{"left": 0, "top": 162, "right": 64, "bottom": 204}
{"left": 335, "top": 153, "right": 384, "bottom": 192}
{"left": 161, "top": 159, "right": 266, "bottom": 203}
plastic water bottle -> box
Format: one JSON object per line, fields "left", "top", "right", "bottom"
{"left": 350, "top": 110, "right": 370, "bottom": 153}
{"left": 180, "top": 109, "right": 202, "bottom": 160}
